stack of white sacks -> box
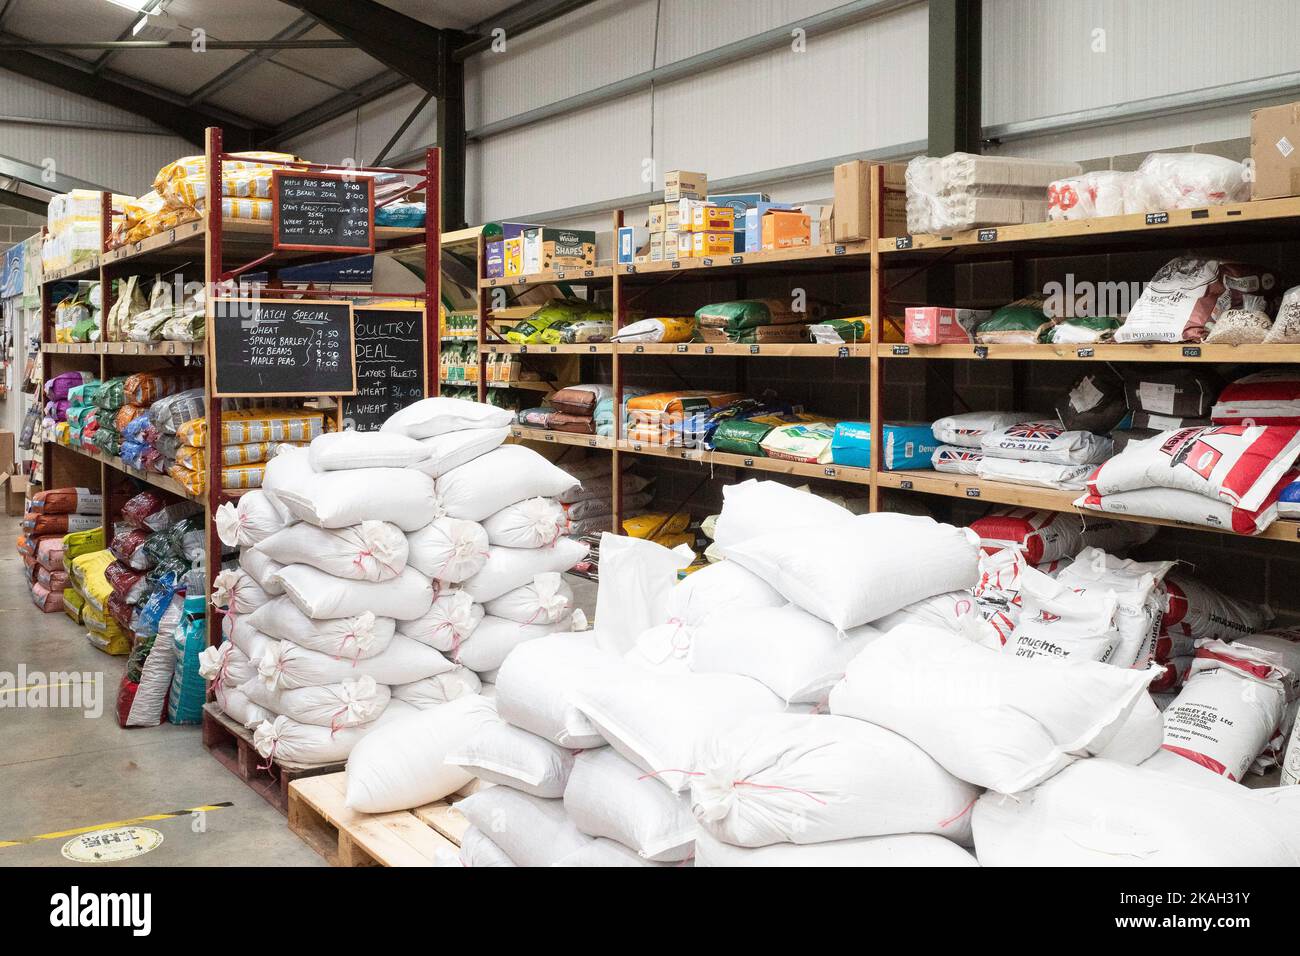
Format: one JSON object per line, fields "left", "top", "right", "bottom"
{"left": 199, "top": 396, "right": 589, "bottom": 767}
{"left": 444, "top": 478, "right": 1300, "bottom": 866}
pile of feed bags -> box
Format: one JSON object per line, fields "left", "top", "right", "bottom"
{"left": 209, "top": 397, "right": 589, "bottom": 766}
{"left": 516, "top": 384, "right": 609, "bottom": 434}
{"left": 625, "top": 391, "right": 744, "bottom": 446}
{"left": 17, "top": 486, "right": 103, "bottom": 614}
{"left": 115, "top": 276, "right": 206, "bottom": 344}
{"left": 560, "top": 457, "right": 655, "bottom": 538}
{"left": 609, "top": 316, "right": 696, "bottom": 344}
{"left": 693, "top": 299, "right": 823, "bottom": 345}
{"left": 42, "top": 188, "right": 128, "bottom": 271}
{"left": 829, "top": 421, "right": 936, "bottom": 470}
{"left": 929, "top": 410, "right": 1112, "bottom": 491}
{"left": 593, "top": 386, "right": 651, "bottom": 438}
{"left": 164, "top": 403, "right": 323, "bottom": 495}
{"left": 504, "top": 299, "right": 612, "bottom": 345}
{"left": 1047, "top": 153, "right": 1250, "bottom": 222}
{"left": 1114, "top": 256, "right": 1278, "bottom": 344}
{"left": 52, "top": 282, "right": 100, "bottom": 344}
{"left": 44, "top": 372, "right": 94, "bottom": 448}
{"left": 905, "top": 153, "right": 1081, "bottom": 235}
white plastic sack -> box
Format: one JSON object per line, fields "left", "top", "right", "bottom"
{"left": 980, "top": 421, "right": 1113, "bottom": 465}
{"left": 445, "top": 719, "right": 575, "bottom": 798}
{"left": 391, "top": 667, "right": 482, "bottom": 708}
{"left": 932, "top": 444, "right": 984, "bottom": 474}
{"left": 256, "top": 633, "right": 455, "bottom": 691}
{"left": 252, "top": 701, "right": 414, "bottom": 765}
{"left": 396, "top": 588, "right": 483, "bottom": 654}
{"left": 1057, "top": 548, "right": 1173, "bottom": 668}
{"left": 1075, "top": 484, "right": 1285, "bottom": 536}
{"left": 211, "top": 568, "right": 270, "bottom": 615}
{"left": 484, "top": 573, "right": 573, "bottom": 624}
{"left": 458, "top": 826, "right": 516, "bottom": 867}
{"left": 725, "top": 512, "right": 980, "bottom": 632}
{"left": 273, "top": 564, "right": 434, "bottom": 621}
{"left": 274, "top": 467, "right": 442, "bottom": 532}
{"left": 554, "top": 838, "right": 675, "bottom": 867}
{"left": 1115, "top": 256, "right": 1276, "bottom": 344}
{"left": 1097, "top": 692, "right": 1164, "bottom": 765}
{"left": 481, "top": 497, "right": 568, "bottom": 549}
{"left": 198, "top": 641, "right": 258, "bottom": 694}
{"left": 436, "top": 445, "right": 578, "bottom": 521}
{"left": 571, "top": 671, "right": 787, "bottom": 793}
{"left": 381, "top": 396, "right": 513, "bottom": 440}
{"left": 460, "top": 538, "right": 588, "bottom": 604}
{"left": 457, "top": 787, "right": 592, "bottom": 867}
{"left": 593, "top": 533, "right": 694, "bottom": 655}
{"left": 932, "top": 411, "right": 1037, "bottom": 448}
{"left": 227, "top": 618, "right": 276, "bottom": 663}
{"left": 255, "top": 520, "right": 407, "bottom": 583}
{"left": 406, "top": 516, "right": 489, "bottom": 583}
{"left": 454, "top": 613, "right": 574, "bottom": 673}
{"left": 976, "top": 456, "right": 1092, "bottom": 490}
{"left": 694, "top": 830, "right": 978, "bottom": 868}
{"left": 409, "top": 426, "right": 511, "bottom": 478}
{"left": 238, "top": 546, "right": 284, "bottom": 596}
{"left": 693, "top": 713, "right": 979, "bottom": 849}
{"left": 344, "top": 693, "right": 498, "bottom": 812}
{"left": 829, "top": 624, "right": 1156, "bottom": 793}
{"left": 215, "top": 684, "right": 273, "bottom": 729}
{"left": 972, "top": 758, "right": 1300, "bottom": 866}
{"left": 689, "top": 605, "right": 882, "bottom": 704}
{"left": 241, "top": 675, "right": 390, "bottom": 728}
{"left": 258, "top": 445, "right": 316, "bottom": 514}
{"left": 215, "top": 489, "right": 290, "bottom": 548}
{"left": 308, "top": 430, "right": 430, "bottom": 471}
{"left": 245, "top": 597, "right": 394, "bottom": 659}
{"left": 493, "top": 633, "right": 621, "bottom": 747}
{"left": 1006, "top": 564, "right": 1120, "bottom": 663}
{"left": 563, "top": 747, "right": 696, "bottom": 861}
{"left": 710, "top": 479, "right": 850, "bottom": 554}
{"left": 1163, "top": 572, "right": 1273, "bottom": 644}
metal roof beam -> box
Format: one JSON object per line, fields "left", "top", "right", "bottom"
{"left": 186, "top": 14, "right": 320, "bottom": 106}
{"left": 258, "top": 69, "right": 409, "bottom": 149}
{"left": 455, "top": 0, "right": 599, "bottom": 61}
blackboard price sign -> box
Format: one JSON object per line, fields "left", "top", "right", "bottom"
{"left": 273, "top": 170, "right": 375, "bottom": 253}
{"left": 212, "top": 297, "right": 357, "bottom": 397}
{"left": 342, "top": 305, "right": 427, "bottom": 432}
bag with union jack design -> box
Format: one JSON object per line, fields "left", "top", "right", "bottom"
{"left": 981, "top": 420, "right": 1113, "bottom": 465}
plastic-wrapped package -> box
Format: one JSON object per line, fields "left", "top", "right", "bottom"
{"left": 1047, "top": 170, "right": 1129, "bottom": 221}
{"left": 905, "top": 153, "right": 1081, "bottom": 234}
{"left": 1204, "top": 309, "right": 1271, "bottom": 345}
{"left": 1121, "top": 153, "right": 1250, "bottom": 213}
{"left": 1264, "top": 285, "right": 1300, "bottom": 344}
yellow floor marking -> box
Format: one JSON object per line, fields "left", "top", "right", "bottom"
{"left": 0, "top": 678, "right": 100, "bottom": 697}
{"left": 0, "top": 802, "right": 233, "bottom": 848}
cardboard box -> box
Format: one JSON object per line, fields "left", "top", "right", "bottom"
{"left": 833, "top": 160, "right": 908, "bottom": 240}
{"left": 617, "top": 226, "right": 649, "bottom": 264}
{"left": 0, "top": 431, "right": 14, "bottom": 472}
{"left": 688, "top": 204, "right": 735, "bottom": 233}
{"left": 648, "top": 203, "right": 667, "bottom": 233}
{"left": 664, "top": 170, "right": 707, "bottom": 202}
{"left": 484, "top": 221, "right": 540, "bottom": 241}
{"left": 1252, "top": 102, "right": 1300, "bottom": 200}
{"left": 744, "top": 202, "right": 796, "bottom": 252}
{"left": 677, "top": 232, "right": 694, "bottom": 258}
{"left": 904, "top": 307, "right": 989, "bottom": 345}
{"left": 761, "top": 210, "right": 811, "bottom": 250}
{"left": 650, "top": 232, "right": 665, "bottom": 261}
{"left": 3, "top": 473, "right": 28, "bottom": 517}
{"left": 691, "top": 231, "right": 735, "bottom": 257}
{"left": 663, "top": 230, "right": 680, "bottom": 260}
{"left": 521, "top": 227, "right": 597, "bottom": 274}
{"left": 485, "top": 240, "right": 505, "bottom": 278}
{"left": 503, "top": 236, "right": 523, "bottom": 276}
{"left": 707, "top": 192, "right": 770, "bottom": 222}
{"left": 798, "top": 203, "right": 832, "bottom": 245}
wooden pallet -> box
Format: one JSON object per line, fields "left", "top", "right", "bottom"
{"left": 287, "top": 771, "right": 476, "bottom": 867}
{"left": 200, "top": 702, "right": 344, "bottom": 815}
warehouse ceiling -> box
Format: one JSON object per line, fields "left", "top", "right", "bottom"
{"left": 0, "top": 0, "right": 553, "bottom": 144}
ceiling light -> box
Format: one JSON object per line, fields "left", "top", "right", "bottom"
{"left": 104, "top": 0, "right": 154, "bottom": 12}
{"left": 130, "top": 14, "right": 150, "bottom": 35}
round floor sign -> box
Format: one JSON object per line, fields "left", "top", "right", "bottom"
{"left": 61, "top": 826, "right": 164, "bottom": 863}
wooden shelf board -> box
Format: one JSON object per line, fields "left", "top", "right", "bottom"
{"left": 510, "top": 426, "right": 613, "bottom": 449}
{"left": 42, "top": 341, "right": 202, "bottom": 356}
{"left": 42, "top": 257, "right": 101, "bottom": 283}
{"left": 619, "top": 240, "right": 871, "bottom": 277}
{"left": 480, "top": 266, "right": 613, "bottom": 289}
{"left": 617, "top": 439, "right": 872, "bottom": 485}
{"left": 48, "top": 439, "right": 201, "bottom": 502}
{"left": 481, "top": 342, "right": 614, "bottom": 355}
{"left": 618, "top": 341, "right": 866, "bottom": 357}
{"left": 877, "top": 342, "right": 1300, "bottom": 363}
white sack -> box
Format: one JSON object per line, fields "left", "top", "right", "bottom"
{"left": 694, "top": 830, "right": 979, "bottom": 868}
{"left": 1097, "top": 692, "right": 1164, "bottom": 765}
{"left": 1006, "top": 564, "right": 1120, "bottom": 663}
{"left": 481, "top": 496, "right": 568, "bottom": 549}
{"left": 724, "top": 512, "right": 980, "bottom": 632}
{"left": 979, "top": 421, "right": 1113, "bottom": 465}
{"left": 484, "top": 573, "right": 573, "bottom": 624}
{"left": 692, "top": 713, "right": 980, "bottom": 848}
{"left": 246, "top": 597, "right": 394, "bottom": 659}
{"left": 252, "top": 700, "right": 414, "bottom": 765}
{"left": 493, "top": 633, "right": 622, "bottom": 748}
{"left": 238, "top": 546, "right": 284, "bottom": 595}
{"left": 390, "top": 667, "right": 482, "bottom": 708}
{"left": 445, "top": 719, "right": 575, "bottom": 798}
{"left": 227, "top": 618, "right": 276, "bottom": 663}
{"left": 436, "top": 445, "right": 578, "bottom": 521}
{"left": 710, "top": 479, "right": 850, "bottom": 554}
{"left": 211, "top": 568, "right": 269, "bottom": 615}
{"left": 594, "top": 533, "right": 694, "bottom": 655}
{"left": 255, "top": 520, "right": 408, "bottom": 582}
{"left": 410, "top": 426, "right": 511, "bottom": 478}
{"left": 563, "top": 747, "right": 696, "bottom": 861}
{"left": 215, "top": 489, "right": 290, "bottom": 548}
{"left": 458, "top": 825, "right": 516, "bottom": 867}
{"left": 571, "top": 671, "right": 787, "bottom": 793}
{"left": 240, "top": 674, "right": 390, "bottom": 728}
{"left": 257, "top": 633, "right": 455, "bottom": 690}
{"left": 396, "top": 589, "right": 483, "bottom": 653}
{"left": 406, "top": 517, "right": 489, "bottom": 583}
{"left": 554, "top": 838, "right": 676, "bottom": 867}
{"left": 381, "top": 396, "right": 513, "bottom": 440}
{"left": 275, "top": 467, "right": 443, "bottom": 532}
{"left": 689, "top": 604, "right": 882, "bottom": 704}
{"left": 971, "top": 758, "right": 1300, "bottom": 866}
{"left": 454, "top": 613, "right": 574, "bottom": 673}
{"left": 457, "top": 787, "right": 592, "bottom": 867}
{"left": 828, "top": 624, "right": 1156, "bottom": 793}
{"left": 1057, "top": 548, "right": 1173, "bottom": 668}
{"left": 215, "top": 684, "right": 272, "bottom": 729}
{"left": 344, "top": 693, "right": 498, "bottom": 812}
{"left": 308, "top": 430, "right": 430, "bottom": 471}
{"left": 460, "top": 538, "right": 588, "bottom": 604}
{"left": 273, "top": 564, "right": 434, "bottom": 621}
{"left": 976, "top": 456, "right": 1092, "bottom": 490}
{"left": 932, "top": 410, "right": 1038, "bottom": 448}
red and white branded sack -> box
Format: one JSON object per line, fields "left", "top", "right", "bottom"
{"left": 971, "top": 548, "right": 1027, "bottom": 646}
{"left": 931, "top": 411, "right": 1038, "bottom": 449}
{"left": 1162, "top": 571, "right": 1273, "bottom": 644}
{"left": 1075, "top": 480, "right": 1289, "bottom": 535}
{"left": 1088, "top": 425, "right": 1300, "bottom": 511}
{"left": 1160, "top": 639, "right": 1289, "bottom": 781}
{"left": 1114, "top": 256, "right": 1278, "bottom": 344}
{"left": 931, "top": 444, "right": 983, "bottom": 475}
{"left": 970, "top": 508, "right": 1085, "bottom": 564}
{"left": 1057, "top": 548, "right": 1173, "bottom": 668}
{"left": 976, "top": 456, "right": 1092, "bottom": 490}
{"left": 1005, "top": 565, "right": 1120, "bottom": 663}
{"left": 1211, "top": 368, "right": 1300, "bottom": 425}
{"left": 980, "top": 420, "right": 1113, "bottom": 465}
{"left": 1235, "top": 627, "right": 1300, "bottom": 768}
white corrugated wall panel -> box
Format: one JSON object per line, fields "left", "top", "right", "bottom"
{"left": 983, "top": 0, "right": 1300, "bottom": 158}
{"left": 282, "top": 87, "right": 439, "bottom": 167}
{"left": 654, "top": 0, "right": 867, "bottom": 63}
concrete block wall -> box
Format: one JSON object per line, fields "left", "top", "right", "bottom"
{"left": 0, "top": 208, "right": 44, "bottom": 251}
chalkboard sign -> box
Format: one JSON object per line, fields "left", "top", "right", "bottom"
{"left": 342, "top": 305, "right": 427, "bottom": 432}
{"left": 272, "top": 170, "right": 374, "bottom": 253}
{"left": 212, "top": 297, "right": 357, "bottom": 397}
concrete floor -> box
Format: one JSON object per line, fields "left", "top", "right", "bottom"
{"left": 0, "top": 515, "right": 324, "bottom": 867}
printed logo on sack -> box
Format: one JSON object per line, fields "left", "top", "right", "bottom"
{"left": 49, "top": 886, "right": 152, "bottom": 936}
{"left": 1035, "top": 610, "right": 1062, "bottom": 624}
{"left": 1186, "top": 440, "right": 1224, "bottom": 479}
{"left": 1005, "top": 423, "right": 1063, "bottom": 440}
